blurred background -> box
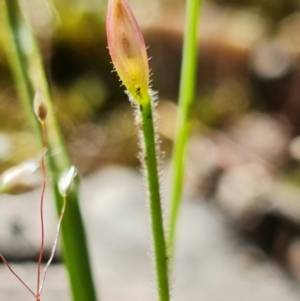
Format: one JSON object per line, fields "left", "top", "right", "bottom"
{"left": 2, "top": 0, "right": 300, "bottom": 300}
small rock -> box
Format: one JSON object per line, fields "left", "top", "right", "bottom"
{"left": 279, "top": 12, "right": 300, "bottom": 56}
{"left": 289, "top": 136, "right": 300, "bottom": 161}
{"left": 287, "top": 238, "right": 300, "bottom": 279}
{"left": 216, "top": 163, "right": 273, "bottom": 223}
{"left": 228, "top": 112, "right": 291, "bottom": 167}
{"left": 0, "top": 188, "right": 58, "bottom": 259}
{"left": 250, "top": 40, "right": 294, "bottom": 80}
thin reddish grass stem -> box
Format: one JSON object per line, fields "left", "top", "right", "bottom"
{"left": 0, "top": 253, "right": 36, "bottom": 298}
{"left": 37, "top": 121, "right": 47, "bottom": 294}
{"left": 39, "top": 195, "right": 67, "bottom": 294}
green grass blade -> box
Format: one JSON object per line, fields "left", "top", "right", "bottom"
{"left": 168, "top": 0, "right": 202, "bottom": 262}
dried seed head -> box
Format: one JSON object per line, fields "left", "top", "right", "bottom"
{"left": 0, "top": 159, "right": 42, "bottom": 194}
{"left": 34, "top": 88, "right": 48, "bottom": 122}
{"left": 58, "top": 166, "right": 77, "bottom": 197}
{"left": 106, "top": 0, "right": 149, "bottom": 104}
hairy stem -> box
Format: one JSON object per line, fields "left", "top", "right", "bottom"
{"left": 139, "top": 96, "right": 170, "bottom": 301}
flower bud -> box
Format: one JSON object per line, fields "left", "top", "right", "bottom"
{"left": 0, "top": 159, "right": 42, "bottom": 194}
{"left": 34, "top": 88, "right": 48, "bottom": 122}
{"left": 106, "top": 0, "right": 149, "bottom": 103}
{"left": 58, "top": 166, "right": 77, "bottom": 197}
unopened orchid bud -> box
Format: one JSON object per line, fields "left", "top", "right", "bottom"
{"left": 0, "top": 159, "right": 42, "bottom": 194}
{"left": 58, "top": 166, "right": 77, "bottom": 197}
{"left": 106, "top": 0, "right": 149, "bottom": 104}
{"left": 34, "top": 88, "right": 48, "bottom": 122}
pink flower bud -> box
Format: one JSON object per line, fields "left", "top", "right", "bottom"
{"left": 106, "top": 0, "right": 149, "bottom": 103}
{"left": 0, "top": 159, "right": 42, "bottom": 194}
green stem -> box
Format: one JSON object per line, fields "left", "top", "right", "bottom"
{"left": 2, "top": 1, "right": 98, "bottom": 301}
{"left": 168, "top": 0, "right": 202, "bottom": 262}
{"left": 139, "top": 96, "right": 170, "bottom": 301}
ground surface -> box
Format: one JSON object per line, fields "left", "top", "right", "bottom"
{"left": 1, "top": 166, "right": 300, "bottom": 301}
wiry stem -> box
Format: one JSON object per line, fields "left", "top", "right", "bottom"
{"left": 39, "top": 195, "right": 67, "bottom": 294}
{"left": 0, "top": 253, "right": 36, "bottom": 298}
{"left": 37, "top": 121, "right": 47, "bottom": 294}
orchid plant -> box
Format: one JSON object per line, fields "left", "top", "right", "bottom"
{"left": 0, "top": 0, "right": 201, "bottom": 300}
{"left": 107, "top": 0, "right": 170, "bottom": 300}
